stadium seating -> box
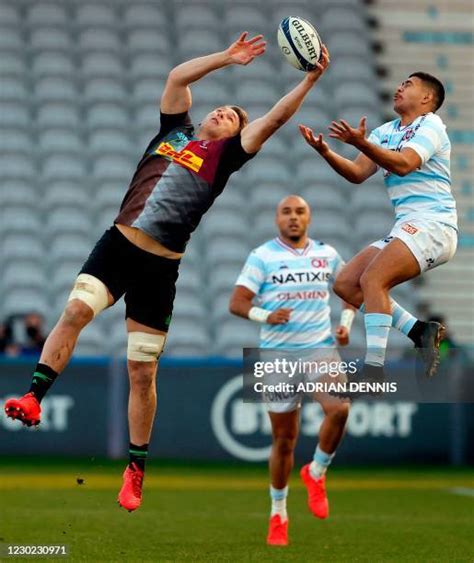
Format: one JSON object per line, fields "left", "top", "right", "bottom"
{"left": 39, "top": 129, "right": 84, "bottom": 156}
{"left": 0, "top": 28, "right": 23, "bottom": 52}
{"left": 2, "top": 262, "right": 47, "bottom": 295}
{"left": 32, "top": 52, "right": 75, "bottom": 78}
{"left": 0, "top": 52, "right": 26, "bottom": 77}
{"left": 35, "top": 77, "right": 77, "bottom": 105}
{"left": 30, "top": 28, "right": 72, "bottom": 51}
{"left": 27, "top": 3, "right": 68, "bottom": 27}
{"left": 1, "top": 154, "right": 36, "bottom": 181}
{"left": 1, "top": 208, "right": 42, "bottom": 236}
{"left": 0, "top": 4, "right": 21, "bottom": 26}
{"left": 214, "top": 318, "right": 260, "bottom": 357}
{"left": 78, "top": 29, "right": 121, "bottom": 53}
{"left": 122, "top": 4, "right": 168, "bottom": 30}
{"left": 75, "top": 323, "right": 108, "bottom": 357}
{"left": 0, "top": 181, "right": 39, "bottom": 210}
{"left": 127, "top": 30, "right": 169, "bottom": 57}
{"left": 37, "top": 102, "right": 81, "bottom": 128}
{"left": 0, "top": 0, "right": 433, "bottom": 355}
{"left": 176, "top": 5, "right": 220, "bottom": 31}
{"left": 0, "top": 129, "right": 33, "bottom": 153}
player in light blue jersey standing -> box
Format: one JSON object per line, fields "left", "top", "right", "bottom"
{"left": 230, "top": 195, "right": 356, "bottom": 546}
{"left": 299, "top": 72, "right": 456, "bottom": 385}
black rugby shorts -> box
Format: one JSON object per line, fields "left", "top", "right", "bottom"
{"left": 79, "top": 226, "right": 180, "bottom": 331}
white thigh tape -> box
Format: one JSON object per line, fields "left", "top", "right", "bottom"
{"left": 127, "top": 332, "right": 165, "bottom": 362}
{"left": 68, "top": 274, "right": 109, "bottom": 317}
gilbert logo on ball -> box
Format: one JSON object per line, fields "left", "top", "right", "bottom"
{"left": 277, "top": 16, "right": 322, "bottom": 71}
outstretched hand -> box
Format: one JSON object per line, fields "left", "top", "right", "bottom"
{"left": 306, "top": 44, "right": 330, "bottom": 82}
{"left": 226, "top": 32, "right": 266, "bottom": 65}
{"left": 329, "top": 116, "right": 367, "bottom": 146}
{"left": 298, "top": 125, "right": 330, "bottom": 156}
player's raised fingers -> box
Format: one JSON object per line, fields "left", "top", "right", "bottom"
{"left": 299, "top": 124, "right": 312, "bottom": 134}
{"left": 320, "top": 45, "right": 330, "bottom": 63}
{"left": 309, "top": 131, "right": 319, "bottom": 145}
{"left": 252, "top": 44, "right": 267, "bottom": 55}
{"left": 247, "top": 34, "right": 264, "bottom": 44}
{"left": 339, "top": 119, "right": 352, "bottom": 131}
{"left": 237, "top": 31, "right": 248, "bottom": 42}
{"left": 298, "top": 125, "right": 312, "bottom": 141}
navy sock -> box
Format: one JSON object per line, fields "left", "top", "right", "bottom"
{"left": 129, "top": 443, "right": 148, "bottom": 471}
{"left": 28, "top": 363, "right": 58, "bottom": 403}
{"left": 408, "top": 320, "right": 428, "bottom": 347}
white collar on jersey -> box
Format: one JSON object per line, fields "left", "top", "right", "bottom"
{"left": 275, "top": 237, "right": 313, "bottom": 256}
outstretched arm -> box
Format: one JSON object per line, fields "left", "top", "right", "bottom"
{"left": 240, "top": 46, "right": 330, "bottom": 154}
{"left": 329, "top": 117, "right": 422, "bottom": 176}
{"left": 299, "top": 124, "right": 377, "bottom": 184}
{"left": 160, "top": 32, "right": 266, "bottom": 114}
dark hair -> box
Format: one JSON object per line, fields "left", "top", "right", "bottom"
{"left": 229, "top": 105, "right": 249, "bottom": 131}
{"left": 409, "top": 72, "right": 445, "bottom": 111}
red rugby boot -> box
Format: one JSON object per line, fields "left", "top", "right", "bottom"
{"left": 266, "top": 514, "right": 289, "bottom": 546}
{"left": 117, "top": 463, "right": 144, "bottom": 512}
{"left": 4, "top": 392, "right": 41, "bottom": 427}
{"left": 300, "top": 464, "right": 329, "bottom": 519}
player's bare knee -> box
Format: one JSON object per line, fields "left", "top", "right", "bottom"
{"left": 360, "top": 269, "right": 384, "bottom": 294}
{"left": 333, "top": 274, "right": 356, "bottom": 302}
{"left": 62, "top": 300, "right": 94, "bottom": 329}
{"left": 326, "top": 402, "right": 350, "bottom": 426}
{"left": 273, "top": 434, "right": 297, "bottom": 456}
{"left": 128, "top": 362, "right": 156, "bottom": 389}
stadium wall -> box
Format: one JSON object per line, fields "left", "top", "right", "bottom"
{"left": 1, "top": 357, "right": 473, "bottom": 465}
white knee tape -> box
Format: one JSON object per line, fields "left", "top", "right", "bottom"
{"left": 68, "top": 274, "right": 109, "bottom": 317}
{"left": 128, "top": 332, "right": 166, "bottom": 362}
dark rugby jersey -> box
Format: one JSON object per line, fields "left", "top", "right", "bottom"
{"left": 115, "top": 111, "right": 256, "bottom": 252}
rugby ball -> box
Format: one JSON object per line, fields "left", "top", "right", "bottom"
{"left": 277, "top": 16, "right": 322, "bottom": 71}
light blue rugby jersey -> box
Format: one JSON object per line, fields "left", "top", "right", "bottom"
{"left": 368, "top": 112, "right": 457, "bottom": 230}
{"left": 235, "top": 238, "right": 344, "bottom": 349}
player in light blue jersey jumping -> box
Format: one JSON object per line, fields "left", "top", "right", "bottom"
{"left": 299, "top": 72, "right": 456, "bottom": 385}
{"left": 230, "top": 195, "right": 356, "bottom": 546}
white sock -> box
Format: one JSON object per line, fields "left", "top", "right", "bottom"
{"left": 364, "top": 313, "right": 393, "bottom": 366}
{"left": 309, "top": 445, "right": 335, "bottom": 480}
{"left": 270, "top": 485, "right": 288, "bottom": 521}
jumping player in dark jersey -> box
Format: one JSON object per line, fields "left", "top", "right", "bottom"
{"left": 5, "top": 33, "right": 330, "bottom": 511}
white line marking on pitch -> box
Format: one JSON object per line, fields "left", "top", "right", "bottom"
{"left": 448, "top": 487, "right": 474, "bottom": 498}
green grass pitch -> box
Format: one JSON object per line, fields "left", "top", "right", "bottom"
{"left": 1, "top": 459, "right": 473, "bottom": 562}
